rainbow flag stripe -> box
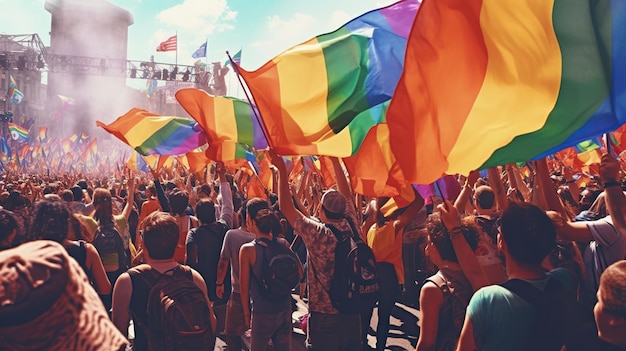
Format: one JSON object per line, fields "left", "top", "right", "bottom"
{"left": 8, "top": 123, "right": 29, "bottom": 141}
{"left": 97, "top": 108, "right": 207, "bottom": 156}
{"left": 236, "top": 0, "right": 419, "bottom": 157}
{"left": 388, "top": 0, "right": 626, "bottom": 184}
{"left": 175, "top": 88, "right": 268, "bottom": 160}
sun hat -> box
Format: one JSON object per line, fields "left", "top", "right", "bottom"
{"left": 0, "top": 240, "right": 128, "bottom": 350}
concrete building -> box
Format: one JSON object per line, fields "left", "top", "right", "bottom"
{"left": 44, "top": 0, "right": 138, "bottom": 136}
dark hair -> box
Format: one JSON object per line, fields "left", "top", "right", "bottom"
{"left": 426, "top": 213, "right": 480, "bottom": 263}
{"left": 246, "top": 198, "right": 270, "bottom": 224}
{"left": 30, "top": 199, "right": 70, "bottom": 243}
{"left": 195, "top": 199, "right": 216, "bottom": 224}
{"left": 475, "top": 186, "right": 495, "bottom": 210}
{"left": 500, "top": 202, "right": 556, "bottom": 265}
{"left": 70, "top": 186, "right": 83, "bottom": 201}
{"left": 146, "top": 184, "right": 156, "bottom": 197}
{"left": 61, "top": 189, "right": 74, "bottom": 202}
{"left": 169, "top": 190, "right": 189, "bottom": 216}
{"left": 142, "top": 211, "right": 179, "bottom": 260}
{"left": 0, "top": 209, "right": 19, "bottom": 243}
{"left": 253, "top": 209, "right": 281, "bottom": 237}
{"left": 76, "top": 179, "right": 88, "bottom": 190}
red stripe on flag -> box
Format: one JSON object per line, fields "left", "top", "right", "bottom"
{"left": 156, "top": 35, "right": 177, "bottom": 52}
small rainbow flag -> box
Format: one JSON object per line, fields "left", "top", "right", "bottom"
{"left": 97, "top": 108, "right": 207, "bottom": 156}
{"left": 8, "top": 123, "right": 29, "bottom": 142}
{"left": 39, "top": 127, "right": 48, "bottom": 142}
{"left": 127, "top": 152, "right": 150, "bottom": 173}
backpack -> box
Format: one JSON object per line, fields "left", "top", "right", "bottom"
{"left": 92, "top": 224, "right": 127, "bottom": 273}
{"left": 129, "top": 264, "right": 215, "bottom": 351}
{"left": 499, "top": 277, "right": 583, "bottom": 351}
{"left": 327, "top": 223, "right": 380, "bottom": 314}
{"left": 475, "top": 215, "right": 499, "bottom": 244}
{"left": 424, "top": 273, "right": 471, "bottom": 351}
{"left": 253, "top": 237, "right": 302, "bottom": 301}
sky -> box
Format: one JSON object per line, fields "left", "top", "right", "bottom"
{"left": 0, "top": 0, "right": 396, "bottom": 95}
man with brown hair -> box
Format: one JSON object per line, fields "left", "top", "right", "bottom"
{"left": 112, "top": 211, "right": 216, "bottom": 351}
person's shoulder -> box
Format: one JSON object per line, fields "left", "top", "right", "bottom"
{"left": 240, "top": 241, "right": 255, "bottom": 251}
{"left": 472, "top": 284, "right": 511, "bottom": 302}
{"left": 277, "top": 237, "right": 290, "bottom": 247}
{"left": 549, "top": 267, "right": 579, "bottom": 293}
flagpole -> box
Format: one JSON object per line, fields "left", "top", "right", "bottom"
{"left": 175, "top": 31, "right": 178, "bottom": 90}
{"left": 175, "top": 31, "right": 178, "bottom": 71}
{"left": 236, "top": 46, "right": 241, "bottom": 98}
{"left": 226, "top": 50, "right": 273, "bottom": 150}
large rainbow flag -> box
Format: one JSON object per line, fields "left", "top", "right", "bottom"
{"left": 388, "top": 0, "right": 626, "bottom": 184}
{"left": 97, "top": 108, "right": 207, "bottom": 156}
{"left": 235, "top": 0, "right": 419, "bottom": 157}
{"left": 175, "top": 88, "right": 268, "bottom": 160}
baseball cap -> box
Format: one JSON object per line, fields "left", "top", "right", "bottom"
{"left": 321, "top": 189, "right": 346, "bottom": 216}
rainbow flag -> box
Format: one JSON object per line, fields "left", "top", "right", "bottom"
{"left": 97, "top": 108, "right": 207, "bottom": 156}
{"left": 388, "top": 0, "right": 626, "bottom": 184}
{"left": 343, "top": 123, "right": 409, "bottom": 198}
{"left": 574, "top": 137, "right": 602, "bottom": 153}
{"left": 58, "top": 95, "right": 75, "bottom": 108}
{"left": 39, "top": 127, "right": 48, "bottom": 142}
{"left": 127, "top": 152, "right": 150, "bottom": 173}
{"left": 0, "top": 137, "right": 11, "bottom": 161}
{"left": 179, "top": 148, "right": 211, "bottom": 173}
{"left": 235, "top": 0, "right": 419, "bottom": 157}
{"left": 175, "top": 88, "right": 268, "bottom": 160}
{"left": 8, "top": 123, "right": 29, "bottom": 142}
{"left": 81, "top": 138, "right": 98, "bottom": 163}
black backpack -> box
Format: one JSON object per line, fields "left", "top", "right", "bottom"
{"left": 499, "top": 277, "right": 585, "bottom": 351}
{"left": 92, "top": 224, "right": 127, "bottom": 273}
{"left": 327, "top": 223, "right": 380, "bottom": 314}
{"left": 253, "top": 237, "right": 302, "bottom": 301}
{"left": 129, "top": 264, "right": 215, "bottom": 351}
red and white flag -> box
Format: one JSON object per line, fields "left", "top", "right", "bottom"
{"left": 156, "top": 35, "right": 177, "bottom": 52}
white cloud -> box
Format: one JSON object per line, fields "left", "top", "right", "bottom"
{"left": 328, "top": 10, "right": 351, "bottom": 30}
{"left": 248, "top": 12, "right": 317, "bottom": 65}
{"left": 156, "top": 0, "right": 235, "bottom": 32}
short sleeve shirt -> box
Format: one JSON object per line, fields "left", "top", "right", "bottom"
{"left": 467, "top": 268, "right": 578, "bottom": 351}
{"left": 219, "top": 228, "right": 255, "bottom": 293}
{"left": 583, "top": 216, "right": 626, "bottom": 302}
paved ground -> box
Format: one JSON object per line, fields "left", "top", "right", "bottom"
{"left": 213, "top": 295, "right": 421, "bottom": 351}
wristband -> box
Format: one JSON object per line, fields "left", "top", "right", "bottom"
{"left": 448, "top": 226, "right": 463, "bottom": 238}
{"left": 603, "top": 181, "right": 620, "bottom": 189}
{"left": 216, "top": 282, "right": 224, "bottom": 287}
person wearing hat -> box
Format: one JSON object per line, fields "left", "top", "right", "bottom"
{"left": 268, "top": 150, "right": 362, "bottom": 351}
{"left": 0, "top": 240, "right": 129, "bottom": 351}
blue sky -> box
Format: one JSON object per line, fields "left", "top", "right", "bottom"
{"left": 1, "top": 0, "right": 396, "bottom": 91}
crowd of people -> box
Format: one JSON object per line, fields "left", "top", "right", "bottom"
{"left": 0, "top": 150, "right": 625, "bottom": 351}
